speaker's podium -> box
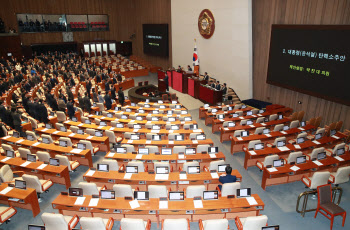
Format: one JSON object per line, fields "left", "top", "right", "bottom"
{"left": 158, "top": 78, "right": 167, "bottom": 92}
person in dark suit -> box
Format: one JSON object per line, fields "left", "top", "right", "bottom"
{"left": 222, "top": 83, "right": 227, "bottom": 95}
{"left": 67, "top": 99, "right": 75, "bottom": 120}
{"left": 58, "top": 95, "right": 66, "bottom": 112}
{"left": 104, "top": 91, "right": 112, "bottom": 110}
{"left": 50, "top": 95, "right": 59, "bottom": 111}
{"left": 118, "top": 87, "right": 125, "bottom": 106}
{"left": 5, "top": 106, "right": 14, "bottom": 129}
{"left": 187, "top": 65, "right": 192, "bottom": 71}
{"left": 86, "top": 79, "right": 92, "bottom": 97}
{"left": 66, "top": 87, "right": 74, "bottom": 102}
{"left": 210, "top": 82, "right": 216, "bottom": 88}
{"left": 78, "top": 93, "right": 84, "bottom": 111}
{"left": 203, "top": 72, "right": 209, "bottom": 83}
{"left": 164, "top": 74, "right": 169, "bottom": 91}
{"left": 111, "top": 87, "right": 116, "bottom": 100}
{"left": 92, "top": 89, "right": 98, "bottom": 103}
{"left": 215, "top": 81, "right": 221, "bottom": 90}
{"left": 105, "top": 80, "right": 110, "bottom": 92}
{"left": 11, "top": 107, "right": 25, "bottom": 137}
{"left": 83, "top": 92, "right": 91, "bottom": 113}
{"left": 218, "top": 166, "right": 236, "bottom": 190}
{"left": 38, "top": 99, "right": 49, "bottom": 124}
{"left": 0, "top": 100, "right": 7, "bottom": 125}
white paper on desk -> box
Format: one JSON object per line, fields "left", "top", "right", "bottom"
{"left": 335, "top": 156, "right": 344, "bottom": 161}
{"left": 267, "top": 167, "right": 278, "bottom": 172}
{"left": 16, "top": 139, "right": 24, "bottom": 143}
{"left": 78, "top": 123, "right": 83, "bottom": 127}
{"left": 151, "top": 130, "right": 159, "bottom": 133}
{"left": 265, "top": 134, "right": 272, "bottom": 137}
{"left": 298, "top": 127, "right": 305, "bottom": 131}
{"left": 212, "top": 113, "right": 216, "bottom": 115}
{"left": 37, "top": 164, "right": 47, "bottom": 169}
{"left": 313, "top": 160, "right": 323, "bottom": 166}
{"left": 312, "top": 140, "right": 321, "bottom": 145}
{"left": 124, "top": 173, "right": 132, "bottom": 179}
{"left": 88, "top": 115, "right": 93, "bottom": 117}
{"left": 114, "top": 118, "right": 119, "bottom": 121}
{"left": 146, "top": 140, "right": 152, "bottom": 144}
{"left": 53, "top": 131, "right": 60, "bottom": 134}
{"left": 86, "top": 170, "right": 95, "bottom": 176}
{"left": 192, "top": 140, "right": 198, "bottom": 144}
{"left": 278, "top": 146, "right": 290, "bottom": 152}
{"left": 1, "top": 157, "right": 11, "bottom": 162}
{"left": 0, "top": 187, "right": 13, "bottom": 195}
{"left": 211, "top": 172, "right": 219, "bottom": 179}
{"left": 159, "top": 200, "right": 168, "bottom": 209}
{"left": 169, "top": 141, "right": 174, "bottom": 144}
{"left": 136, "top": 154, "right": 143, "bottom": 159}
{"left": 129, "top": 199, "right": 140, "bottom": 209}
{"left": 294, "top": 145, "right": 301, "bottom": 149}
{"left": 290, "top": 165, "right": 300, "bottom": 171}
{"left": 155, "top": 174, "right": 169, "bottom": 180}
{"left": 193, "top": 129, "right": 202, "bottom": 133}
{"left": 127, "top": 140, "right": 133, "bottom": 143}
{"left": 71, "top": 149, "right": 82, "bottom": 153}
{"left": 281, "top": 131, "right": 287, "bottom": 135}
{"left": 246, "top": 197, "right": 258, "bottom": 205}
{"left": 261, "top": 123, "right": 267, "bottom": 126}
{"left": 64, "top": 121, "right": 69, "bottom": 124}
{"left": 133, "top": 129, "right": 139, "bottom": 132}
{"left": 252, "top": 115, "right": 257, "bottom": 117}
{"left": 257, "top": 114, "right": 262, "bottom": 117}
{"left": 239, "top": 116, "right": 244, "bottom": 119}
{"left": 48, "top": 116, "right": 54, "bottom": 119}
{"left": 32, "top": 142, "right": 40, "bottom": 146}
{"left": 209, "top": 153, "right": 216, "bottom": 158}
{"left": 194, "top": 200, "right": 203, "bottom": 208}
{"left": 220, "top": 119, "right": 225, "bottom": 122}
{"left": 178, "top": 155, "right": 185, "bottom": 159}
{"left": 107, "top": 152, "right": 115, "bottom": 157}
{"left": 249, "top": 151, "right": 257, "bottom": 155}
{"left": 179, "top": 174, "right": 187, "bottom": 180}
{"left": 42, "top": 128, "right": 48, "bottom": 132}
{"left": 168, "top": 130, "right": 174, "bottom": 133}
{"left": 101, "top": 117, "right": 106, "bottom": 119}
{"left": 89, "top": 198, "right": 99, "bottom": 207}
{"left": 20, "top": 161, "right": 31, "bottom": 167}
{"left": 249, "top": 125, "right": 255, "bottom": 128}
{"left": 181, "top": 121, "right": 185, "bottom": 124}
{"left": 224, "top": 128, "right": 229, "bottom": 131}
{"left": 97, "top": 126, "right": 102, "bottom": 129}
{"left": 109, "top": 127, "right": 115, "bottom": 131}
{"left": 332, "top": 135, "right": 340, "bottom": 139}
{"left": 69, "top": 133, "right": 75, "bottom": 137}
{"left": 179, "top": 180, "right": 189, "bottom": 184}
{"left": 74, "top": 197, "right": 86, "bottom": 205}
{"left": 237, "top": 137, "right": 243, "bottom": 141}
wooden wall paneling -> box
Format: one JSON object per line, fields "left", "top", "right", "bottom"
{"left": 252, "top": 0, "right": 350, "bottom": 131}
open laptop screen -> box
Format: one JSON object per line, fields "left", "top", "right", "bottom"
{"left": 169, "top": 191, "right": 184, "bottom": 201}
{"left": 97, "top": 164, "right": 109, "bottom": 172}
{"left": 138, "top": 148, "right": 149, "bottom": 155}
{"left": 296, "top": 156, "right": 306, "bottom": 164}
{"left": 156, "top": 166, "right": 169, "bottom": 174}
{"left": 161, "top": 148, "right": 172, "bottom": 155}
{"left": 218, "top": 164, "right": 229, "bottom": 172}
{"left": 203, "top": 191, "right": 218, "bottom": 200}
{"left": 273, "top": 159, "right": 284, "bottom": 167}
{"left": 134, "top": 191, "right": 149, "bottom": 200}
{"left": 15, "top": 180, "right": 26, "bottom": 189}
{"left": 27, "top": 154, "right": 36, "bottom": 162}
{"left": 185, "top": 148, "right": 196, "bottom": 155}
{"left": 49, "top": 158, "right": 60, "bottom": 166}
{"left": 28, "top": 225, "right": 46, "bottom": 230}
{"left": 237, "top": 188, "right": 251, "bottom": 198}
{"left": 125, "top": 166, "right": 138, "bottom": 173}
{"left": 188, "top": 166, "right": 200, "bottom": 174}
{"left": 100, "top": 190, "right": 115, "bottom": 199}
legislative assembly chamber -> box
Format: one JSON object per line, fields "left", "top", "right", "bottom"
{"left": 0, "top": 0, "right": 349, "bottom": 230}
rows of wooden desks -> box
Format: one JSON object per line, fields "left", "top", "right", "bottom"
{"left": 230, "top": 124, "right": 316, "bottom": 153}
{"left": 211, "top": 107, "right": 293, "bottom": 133}
{"left": 0, "top": 184, "right": 40, "bottom": 217}
{"left": 199, "top": 103, "right": 238, "bottom": 119}
{"left": 1, "top": 136, "right": 93, "bottom": 167}
{"left": 204, "top": 107, "right": 253, "bottom": 126}
{"left": 35, "top": 127, "right": 110, "bottom": 152}
{"left": 219, "top": 118, "right": 291, "bottom": 142}
{"left": 243, "top": 132, "right": 347, "bottom": 170}
{"left": 89, "top": 112, "right": 192, "bottom": 121}
{"left": 261, "top": 152, "right": 350, "bottom": 190}
{"left": 0, "top": 155, "right": 71, "bottom": 189}
{"left": 52, "top": 194, "right": 263, "bottom": 223}
{"left": 120, "top": 139, "right": 214, "bottom": 148}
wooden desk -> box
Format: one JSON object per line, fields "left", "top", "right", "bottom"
{"left": 113, "top": 79, "right": 135, "bottom": 91}
{"left": 211, "top": 107, "right": 293, "bottom": 133}
{"left": 52, "top": 194, "right": 263, "bottom": 223}
{"left": 90, "top": 112, "right": 192, "bottom": 122}
{"left": 243, "top": 133, "right": 347, "bottom": 169}
{"left": 105, "top": 151, "right": 226, "bottom": 170}
{"left": 0, "top": 184, "right": 40, "bottom": 217}
{"left": 199, "top": 85, "right": 223, "bottom": 105}
{"left": 204, "top": 107, "right": 253, "bottom": 126}
{"left": 121, "top": 139, "right": 214, "bottom": 148}
{"left": 1, "top": 136, "right": 93, "bottom": 167}
{"left": 261, "top": 153, "right": 350, "bottom": 190}
{"left": 219, "top": 118, "right": 291, "bottom": 142}
{"left": 230, "top": 125, "right": 315, "bottom": 153}
{"left": 199, "top": 103, "right": 237, "bottom": 119}
{"left": 188, "top": 78, "right": 206, "bottom": 99}
{"left": 35, "top": 127, "right": 110, "bottom": 152}
{"left": 0, "top": 155, "right": 71, "bottom": 189}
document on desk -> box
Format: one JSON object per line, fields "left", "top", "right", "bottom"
{"left": 236, "top": 137, "right": 243, "bottom": 141}
{"left": 124, "top": 173, "right": 132, "bottom": 179}
{"left": 159, "top": 200, "right": 168, "bottom": 209}
{"left": 261, "top": 123, "right": 266, "bottom": 126}
{"left": 107, "top": 152, "right": 115, "bottom": 157}
{"left": 1, "top": 157, "right": 11, "bottom": 162}
{"left": 210, "top": 172, "right": 219, "bottom": 179}
{"left": 298, "top": 127, "right": 305, "bottom": 131}
{"left": 86, "top": 170, "right": 95, "bottom": 176}
{"left": 252, "top": 115, "right": 257, "bottom": 117}
{"left": 332, "top": 135, "right": 340, "bottom": 139}
{"left": 41, "top": 128, "right": 48, "bottom": 132}
{"left": 168, "top": 130, "right": 174, "bottom": 133}
{"left": 88, "top": 198, "right": 99, "bottom": 207}
{"left": 294, "top": 145, "right": 301, "bottom": 149}
{"left": 78, "top": 123, "right": 84, "bottom": 127}
{"left": 168, "top": 141, "right": 174, "bottom": 144}
{"left": 129, "top": 199, "right": 140, "bottom": 209}
{"left": 280, "top": 131, "right": 287, "bottom": 135}
{"left": 278, "top": 146, "right": 290, "bottom": 152}
{"left": 71, "top": 149, "right": 82, "bottom": 154}
{"left": 313, "top": 160, "right": 323, "bottom": 166}
{"left": 32, "top": 142, "right": 40, "bottom": 146}
{"left": 246, "top": 197, "right": 258, "bottom": 205}
{"left": 179, "top": 174, "right": 187, "bottom": 180}
{"left": 224, "top": 128, "right": 229, "bottom": 131}
{"left": 127, "top": 140, "right": 133, "bottom": 144}
{"left": 267, "top": 167, "right": 278, "bottom": 172}
{"left": 257, "top": 114, "right": 262, "bottom": 116}
{"left": 265, "top": 134, "right": 272, "bottom": 137}
{"left": 290, "top": 165, "right": 300, "bottom": 171}
{"left": 109, "top": 127, "right": 115, "bottom": 131}
{"left": 135, "top": 154, "right": 143, "bottom": 159}
{"left": 133, "top": 129, "right": 139, "bottom": 132}
{"left": 220, "top": 119, "right": 225, "bottom": 122}
{"left": 249, "top": 151, "right": 257, "bottom": 155}
{"left": 2, "top": 136, "right": 11, "bottom": 139}
{"left": 21, "top": 161, "right": 31, "bottom": 167}
{"left": 74, "top": 197, "right": 86, "bottom": 205}
{"left": 192, "top": 140, "right": 198, "bottom": 144}
{"left": 0, "top": 187, "right": 13, "bottom": 195}
{"left": 312, "top": 140, "right": 321, "bottom": 145}
{"left": 155, "top": 174, "right": 169, "bottom": 180}
{"left": 209, "top": 153, "right": 216, "bottom": 158}
{"left": 239, "top": 116, "right": 244, "bottom": 119}
{"left": 335, "top": 156, "right": 344, "bottom": 161}
{"left": 146, "top": 140, "right": 152, "bottom": 144}
{"left": 249, "top": 125, "right": 255, "bottom": 128}
{"left": 16, "top": 139, "right": 24, "bottom": 143}
{"left": 151, "top": 130, "right": 160, "bottom": 133}
{"left": 86, "top": 136, "right": 94, "bottom": 140}
{"left": 193, "top": 200, "right": 203, "bottom": 209}
{"left": 53, "top": 131, "right": 60, "bottom": 134}
{"left": 37, "top": 164, "right": 48, "bottom": 170}
{"left": 101, "top": 117, "right": 106, "bottom": 119}
{"left": 69, "top": 133, "right": 75, "bottom": 137}
{"left": 194, "top": 129, "right": 202, "bottom": 133}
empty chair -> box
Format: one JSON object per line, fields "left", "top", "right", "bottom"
{"left": 80, "top": 217, "right": 114, "bottom": 230}
{"left": 105, "top": 130, "right": 122, "bottom": 149}
{"left": 70, "top": 126, "right": 79, "bottom": 134}
{"left": 26, "top": 131, "right": 37, "bottom": 141}
{"left": 168, "top": 134, "right": 176, "bottom": 141}
{"left": 182, "top": 161, "right": 200, "bottom": 172}
{"left": 234, "top": 104, "right": 242, "bottom": 109}
{"left": 100, "top": 159, "right": 119, "bottom": 171}
{"left": 96, "top": 103, "right": 105, "bottom": 112}
{"left": 209, "top": 160, "right": 226, "bottom": 171}
{"left": 124, "top": 132, "right": 135, "bottom": 139}
{"left": 256, "top": 155, "right": 279, "bottom": 170}
{"left": 286, "top": 151, "right": 303, "bottom": 164}
{"left": 329, "top": 166, "right": 350, "bottom": 186}
{"left": 269, "top": 114, "right": 278, "bottom": 121}
{"left": 78, "top": 182, "right": 105, "bottom": 196}
{"left": 183, "top": 124, "right": 194, "bottom": 130}
{"left": 289, "top": 132, "right": 307, "bottom": 144}
{"left": 81, "top": 116, "right": 89, "bottom": 124}
{"left": 173, "top": 146, "right": 186, "bottom": 154}
{"left": 36, "top": 151, "right": 50, "bottom": 162}
{"left": 235, "top": 215, "right": 268, "bottom": 230}
{"left": 41, "top": 134, "right": 55, "bottom": 144}
{"left": 57, "top": 111, "right": 67, "bottom": 122}
{"left": 58, "top": 137, "right": 73, "bottom": 147}
{"left": 186, "top": 185, "right": 205, "bottom": 198}
{"left": 85, "top": 128, "right": 96, "bottom": 136}
{"left": 269, "top": 136, "right": 286, "bottom": 147}
{"left": 308, "top": 147, "right": 326, "bottom": 161}
{"left": 120, "top": 218, "right": 151, "bottom": 230}
{"left": 302, "top": 171, "right": 331, "bottom": 189}
{"left": 145, "top": 123, "right": 153, "bottom": 129}
{"left": 247, "top": 140, "right": 262, "bottom": 150}
{"left": 55, "top": 123, "right": 65, "bottom": 131}
{"left": 154, "top": 162, "right": 171, "bottom": 172}
{"left": 163, "top": 219, "right": 189, "bottom": 230}
{"left": 79, "top": 140, "right": 100, "bottom": 155}
{"left": 256, "top": 117, "right": 265, "bottom": 123}
{"left": 146, "top": 133, "right": 157, "bottom": 140}
{"left": 309, "top": 128, "right": 326, "bottom": 139}
{"left": 290, "top": 120, "right": 299, "bottom": 129}
{"left": 127, "top": 123, "right": 136, "bottom": 128}
{"left": 113, "top": 184, "right": 134, "bottom": 198}
{"left": 94, "top": 118, "right": 101, "bottom": 125}
{"left": 240, "top": 119, "right": 249, "bottom": 126}
{"left": 199, "top": 219, "right": 228, "bottom": 230}
{"left": 121, "top": 144, "right": 135, "bottom": 153}
{"left": 327, "top": 143, "right": 346, "bottom": 156}
{"left": 127, "top": 161, "right": 145, "bottom": 172}
{"left": 146, "top": 145, "right": 159, "bottom": 154}
{"left": 0, "top": 205, "right": 17, "bottom": 224}
{"left": 197, "top": 144, "right": 210, "bottom": 153}
{"left": 41, "top": 213, "right": 79, "bottom": 230}
{"left": 232, "top": 130, "right": 245, "bottom": 138}
{"left": 29, "top": 117, "right": 43, "bottom": 129}
{"left": 1, "top": 144, "right": 19, "bottom": 157}
{"left": 148, "top": 185, "right": 168, "bottom": 198}
{"left": 56, "top": 155, "right": 80, "bottom": 172}
{"left": 254, "top": 127, "right": 265, "bottom": 135}
{"left": 22, "top": 174, "right": 53, "bottom": 199}
{"left": 0, "top": 165, "right": 23, "bottom": 183}
{"left": 18, "top": 147, "right": 32, "bottom": 159}
{"left": 273, "top": 124, "right": 284, "bottom": 132}
{"left": 220, "top": 182, "right": 241, "bottom": 197}
{"left": 189, "top": 133, "right": 201, "bottom": 140}
{"left": 235, "top": 111, "right": 243, "bottom": 116}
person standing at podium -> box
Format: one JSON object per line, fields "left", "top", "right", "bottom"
{"left": 118, "top": 87, "right": 125, "bottom": 106}
{"left": 204, "top": 72, "right": 209, "bottom": 83}
{"left": 187, "top": 65, "right": 192, "bottom": 71}
{"left": 164, "top": 73, "right": 169, "bottom": 92}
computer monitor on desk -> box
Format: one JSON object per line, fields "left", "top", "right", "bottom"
{"left": 276, "top": 140, "right": 286, "bottom": 147}
{"left": 246, "top": 111, "right": 253, "bottom": 116}
{"left": 317, "top": 152, "right": 327, "bottom": 160}
{"left": 15, "top": 180, "right": 26, "bottom": 190}
{"left": 59, "top": 140, "right": 68, "bottom": 147}
{"left": 296, "top": 156, "right": 307, "bottom": 164}
{"left": 28, "top": 225, "right": 46, "bottom": 230}
{"left": 126, "top": 166, "right": 138, "bottom": 173}
{"left": 175, "top": 134, "right": 184, "bottom": 141}
{"left": 130, "top": 134, "right": 140, "bottom": 140}
{"left": 296, "top": 137, "right": 305, "bottom": 144}
{"left": 185, "top": 148, "right": 196, "bottom": 155}
{"left": 134, "top": 191, "right": 149, "bottom": 200}
{"left": 133, "top": 124, "right": 142, "bottom": 129}
{"left": 27, "top": 154, "right": 36, "bottom": 162}
{"left": 161, "top": 148, "right": 172, "bottom": 155}
{"left": 95, "top": 130, "right": 103, "bottom": 137}
{"left": 12, "top": 131, "right": 19, "bottom": 138}
{"left": 188, "top": 166, "right": 200, "bottom": 174}
{"left": 273, "top": 159, "right": 284, "bottom": 167}
{"left": 255, "top": 143, "right": 264, "bottom": 150}
{"left": 152, "top": 135, "right": 161, "bottom": 141}
{"left": 77, "top": 143, "right": 86, "bottom": 150}
{"left": 6, "top": 150, "right": 14, "bottom": 158}
{"left": 138, "top": 148, "right": 149, "bottom": 155}
{"left": 117, "top": 147, "right": 127, "bottom": 153}
{"left": 69, "top": 188, "right": 83, "bottom": 197}
{"left": 77, "top": 129, "right": 84, "bottom": 134}
{"left": 262, "top": 226, "right": 279, "bottom": 230}
{"left": 100, "top": 121, "right": 107, "bottom": 126}
{"left": 203, "top": 191, "right": 218, "bottom": 200}
{"left": 208, "top": 147, "right": 218, "bottom": 153}
{"left": 237, "top": 188, "right": 251, "bottom": 198}
{"left": 218, "top": 164, "right": 229, "bottom": 172}
{"left": 156, "top": 166, "right": 169, "bottom": 174}
{"left": 97, "top": 164, "right": 109, "bottom": 172}
{"left": 171, "top": 125, "right": 179, "bottom": 130}
{"left": 100, "top": 190, "right": 115, "bottom": 199}
{"left": 42, "top": 137, "right": 50, "bottom": 144}
{"left": 169, "top": 191, "right": 184, "bottom": 201}
{"left": 337, "top": 148, "right": 345, "bottom": 156}
{"left": 49, "top": 158, "right": 60, "bottom": 166}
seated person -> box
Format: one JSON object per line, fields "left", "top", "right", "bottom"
{"left": 215, "top": 81, "right": 221, "bottom": 90}
{"left": 210, "top": 82, "right": 216, "bottom": 88}
{"left": 187, "top": 65, "right": 192, "bottom": 71}
{"left": 218, "top": 166, "right": 236, "bottom": 190}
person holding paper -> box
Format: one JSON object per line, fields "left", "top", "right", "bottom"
{"left": 218, "top": 166, "right": 236, "bottom": 190}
